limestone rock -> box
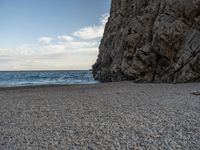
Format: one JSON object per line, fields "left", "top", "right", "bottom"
{"left": 93, "top": 0, "right": 200, "bottom": 83}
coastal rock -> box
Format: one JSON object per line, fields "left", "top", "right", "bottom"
{"left": 93, "top": 0, "right": 200, "bottom": 83}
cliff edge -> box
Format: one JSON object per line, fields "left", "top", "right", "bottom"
{"left": 93, "top": 0, "right": 200, "bottom": 83}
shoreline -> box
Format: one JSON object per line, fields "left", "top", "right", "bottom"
{"left": 0, "top": 83, "right": 100, "bottom": 91}
{"left": 0, "top": 81, "right": 200, "bottom": 90}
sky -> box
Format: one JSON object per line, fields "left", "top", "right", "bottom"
{"left": 0, "top": 0, "right": 110, "bottom": 70}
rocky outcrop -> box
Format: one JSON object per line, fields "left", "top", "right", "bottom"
{"left": 93, "top": 0, "right": 200, "bottom": 83}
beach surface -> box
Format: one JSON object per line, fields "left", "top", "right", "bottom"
{"left": 0, "top": 82, "right": 200, "bottom": 149}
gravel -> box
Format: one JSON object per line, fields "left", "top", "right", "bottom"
{"left": 0, "top": 82, "right": 200, "bottom": 150}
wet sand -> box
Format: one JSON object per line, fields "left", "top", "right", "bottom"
{"left": 0, "top": 82, "right": 200, "bottom": 149}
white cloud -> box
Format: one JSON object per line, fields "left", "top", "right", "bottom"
{"left": 100, "top": 13, "right": 109, "bottom": 25}
{"left": 0, "top": 48, "right": 8, "bottom": 55}
{"left": 0, "top": 13, "right": 109, "bottom": 70}
{"left": 72, "top": 26, "right": 104, "bottom": 40}
{"left": 72, "top": 13, "right": 109, "bottom": 40}
{"left": 57, "top": 35, "right": 74, "bottom": 42}
{"left": 38, "top": 37, "right": 53, "bottom": 44}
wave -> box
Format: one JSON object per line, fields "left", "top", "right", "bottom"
{"left": 0, "top": 70, "right": 98, "bottom": 87}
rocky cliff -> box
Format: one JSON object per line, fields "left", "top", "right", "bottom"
{"left": 93, "top": 0, "right": 200, "bottom": 83}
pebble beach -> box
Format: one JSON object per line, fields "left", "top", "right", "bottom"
{"left": 0, "top": 82, "right": 200, "bottom": 149}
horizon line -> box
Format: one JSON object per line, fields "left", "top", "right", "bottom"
{"left": 0, "top": 69, "right": 93, "bottom": 72}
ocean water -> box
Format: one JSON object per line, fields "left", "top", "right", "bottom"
{"left": 0, "top": 70, "right": 98, "bottom": 87}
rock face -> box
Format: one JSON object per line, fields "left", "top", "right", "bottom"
{"left": 93, "top": 0, "right": 200, "bottom": 83}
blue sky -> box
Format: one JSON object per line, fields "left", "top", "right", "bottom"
{"left": 0, "top": 0, "right": 110, "bottom": 70}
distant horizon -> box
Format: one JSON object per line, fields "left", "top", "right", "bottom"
{"left": 0, "top": 69, "right": 92, "bottom": 72}
{"left": 0, "top": 0, "right": 110, "bottom": 71}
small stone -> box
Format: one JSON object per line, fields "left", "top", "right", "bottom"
{"left": 191, "top": 91, "right": 200, "bottom": 96}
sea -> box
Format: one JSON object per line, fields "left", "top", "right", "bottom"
{"left": 0, "top": 70, "right": 98, "bottom": 87}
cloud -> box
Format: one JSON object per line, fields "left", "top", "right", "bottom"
{"left": 0, "top": 13, "right": 109, "bottom": 70}
{"left": 57, "top": 35, "right": 74, "bottom": 42}
{"left": 38, "top": 37, "right": 53, "bottom": 44}
{"left": 100, "top": 13, "right": 109, "bottom": 25}
{"left": 72, "top": 26, "right": 104, "bottom": 40}
{"left": 72, "top": 13, "right": 109, "bottom": 40}
{"left": 0, "top": 48, "right": 9, "bottom": 55}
